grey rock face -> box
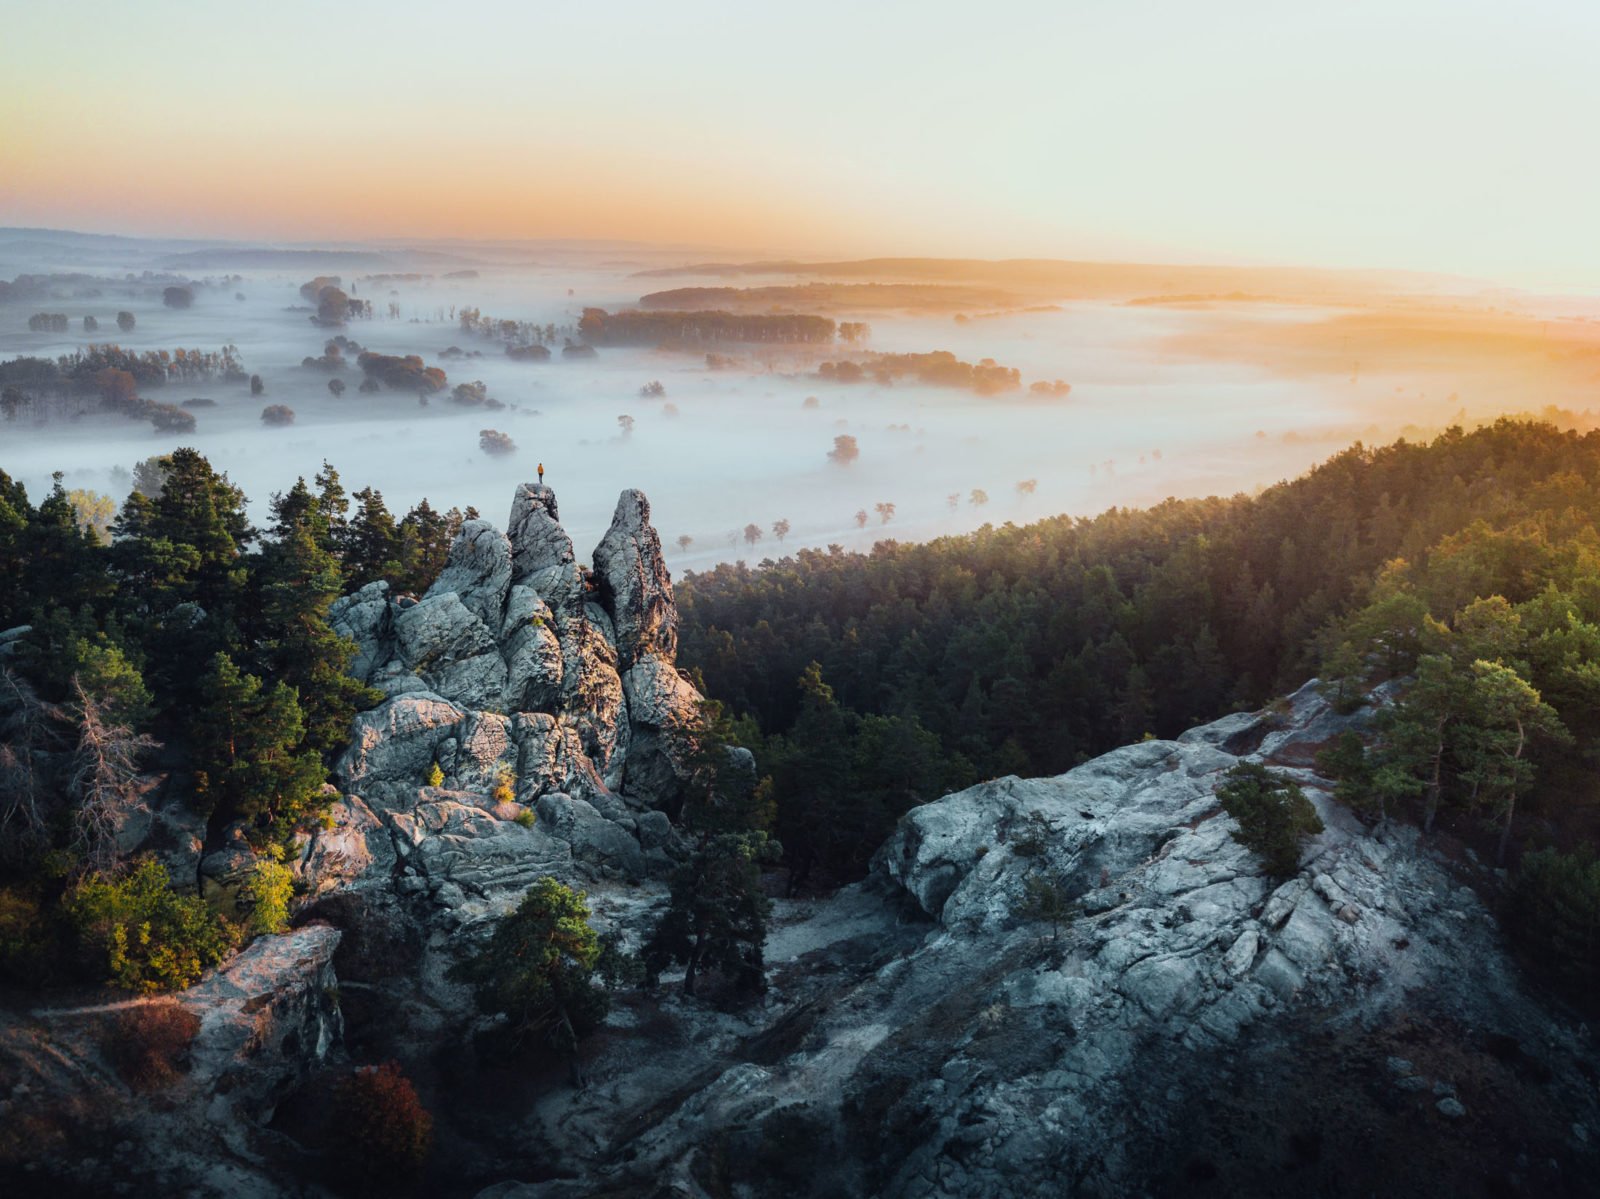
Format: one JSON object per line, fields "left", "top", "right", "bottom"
{"left": 488, "top": 680, "right": 1600, "bottom": 1199}
{"left": 388, "top": 796, "right": 573, "bottom": 908}
{"left": 534, "top": 791, "right": 645, "bottom": 877}
{"left": 338, "top": 690, "right": 466, "bottom": 807}
{"left": 501, "top": 585, "right": 564, "bottom": 711}
{"left": 424, "top": 518, "right": 514, "bottom": 628}
{"left": 325, "top": 483, "right": 704, "bottom": 897}
{"left": 508, "top": 483, "right": 575, "bottom": 592}
{"left": 293, "top": 795, "right": 385, "bottom": 897}
{"left": 592, "top": 488, "right": 678, "bottom": 668}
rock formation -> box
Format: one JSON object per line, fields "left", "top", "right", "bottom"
{"left": 477, "top": 681, "right": 1600, "bottom": 1198}
{"left": 12, "top": 485, "right": 1598, "bottom": 1196}
{"left": 0, "top": 927, "right": 341, "bottom": 1197}
{"left": 319, "top": 483, "right": 703, "bottom": 916}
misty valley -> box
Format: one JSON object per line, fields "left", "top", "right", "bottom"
{"left": 6, "top": 238, "right": 1600, "bottom": 1198}
{"left": 11, "top": 233, "right": 1598, "bottom": 566}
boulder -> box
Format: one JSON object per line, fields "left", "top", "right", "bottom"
{"left": 386, "top": 797, "right": 572, "bottom": 900}
{"left": 294, "top": 795, "right": 386, "bottom": 896}
{"left": 534, "top": 792, "right": 645, "bottom": 877}
{"left": 394, "top": 591, "right": 498, "bottom": 675}
{"left": 447, "top": 711, "right": 519, "bottom": 794}
{"left": 513, "top": 712, "right": 607, "bottom": 804}
{"left": 328, "top": 581, "right": 392, "bottom": 681}
{"left": 338, "top": 691, "right": 465, "bottom": 805}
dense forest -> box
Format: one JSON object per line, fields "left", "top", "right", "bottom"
{"left": 678, "top": 422, "right": 1600, "bottom": 985}
{"left": 9, "top": 421, "right": 1600, "bottom": 1002}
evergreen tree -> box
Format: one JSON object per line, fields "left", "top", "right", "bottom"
{"left": 190, "top": 653, "right": 326, "bottom": 842}
{"left": 258, "top": 501, "right": 381, "bottom": 755}
{"left": 396, "top": 498, "right": 452, "bottom": 594}
{"left": 449, "top": 877, "right": 608, "bottom": 1071}
{"left": 645, "top": 831, "right": 775, "bottom": 996}
{"left": 346, "top": 487, "right": 402, "bottom": 588}
{"left": 1456, "top": 661, "right": 1568, "bottom": 864}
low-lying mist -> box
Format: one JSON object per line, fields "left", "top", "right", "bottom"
{"left": 5, "top": 240, "right": 1596, "bottom": 569}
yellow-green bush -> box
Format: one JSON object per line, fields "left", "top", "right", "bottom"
{"left": 238, "top": 858, "right": 296, "bottom": 936}
{"left": 66, "top": 859, "right": 239, "bottom": 993}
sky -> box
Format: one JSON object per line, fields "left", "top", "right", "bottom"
{"left": 3, "top": 0, "right": 1599, "bottom": 287}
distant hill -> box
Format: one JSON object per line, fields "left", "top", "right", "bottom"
{"left": 633, "top": 255, "right": 1473, "bottom": 304}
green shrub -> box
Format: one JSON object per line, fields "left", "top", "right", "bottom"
{"left": 238, "top": 858, "right": 295, "bottom": 936}
{"left": 66, "top": 859, "right": 239, "bottom": 993}
{"left": 424, "top": 762, "right": 444, "bottom": 788}
{"left": 1215, "top": 762, "right": 1325, "bottom": 877}
{"left": 513, "top": 807, "right": 536, "bottom": 829}
{"left": 491, "top": 768, "right": 516, "bottom": 806}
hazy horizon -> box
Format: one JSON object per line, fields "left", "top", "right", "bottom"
{"left": 7, "top": 2, "right": 1600, "bottom": 289}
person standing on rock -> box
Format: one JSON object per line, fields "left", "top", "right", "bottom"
{"left": 538, "top": 462, "right": 545, "bottom": 485}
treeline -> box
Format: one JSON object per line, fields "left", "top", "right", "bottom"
{"left": 818, "top": 350, "right": 1021, "bottom": 395}
{"left": 458, "top": 307, "right": 566, "bottom": 349}
{"left": 577, "top": 307, "right": 838, "bottom": 346}
{"left": 1, "top": 346, "right": 249, "bottom": 432}
{"left": 1, "top": 344, "right": 246, "bottom": 391}
{"left": 0, "top": 451, "right": 474, "bottom": 991}
{"left": 678, "top": 421, "right": 1600, "bottom": 903}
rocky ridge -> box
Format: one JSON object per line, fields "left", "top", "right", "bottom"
{"left": 479, "top": 681, "right": 1600, "bottom": 1199}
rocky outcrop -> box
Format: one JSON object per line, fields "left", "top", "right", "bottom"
{"left": 593, "top": 489, "right": 678, "bottom": 669}
{"left": 0, "top": 926, "right": 342, "bottom": 1197}
{"left": 481, "top": 681, "right": 1600, "bottom": 1199}
{"left": 322, "top": 483, "right": 700, "bottom": 907}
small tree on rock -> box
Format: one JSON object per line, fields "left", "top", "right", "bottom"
{"left": 1216, "top": 761, "right": 1324, "bottom": 877}
{"left": 449, "top": 877, "right": 608, "bottom": 1079}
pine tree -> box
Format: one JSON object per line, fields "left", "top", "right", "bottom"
{"left": 346, "top": 487, "right": 402, "bottom": 588}
{"left": 258, "top": 506, "right": 381, "bottom": 756}
{"left": 644, "top": 831, "right": 775, "bottom": 996}
{"left": 449, "top": 877, "right": 608, "bottom": 1069}
{"left": 190, "top": 654, "right": 326, "bottom": 842}
{"left": 396, "top": 498, "right": 452, "bottom": 594}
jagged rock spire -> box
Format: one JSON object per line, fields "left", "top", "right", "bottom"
{"left": 508, "top": 482, "right": 572, "bottom": 580}
{"left": 593, "top": 489, "right": 678, "bottom": 670}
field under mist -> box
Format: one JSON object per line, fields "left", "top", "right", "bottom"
{"left": 5, "top": 236, "right": 1597, "bottom": 567}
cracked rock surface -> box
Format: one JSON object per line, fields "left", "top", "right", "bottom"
{"left": 322, "top": 483, "right": 702, "bottom": 913}
{"left": 479, "top": 681, "right": 1600, "bottom": 1199}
